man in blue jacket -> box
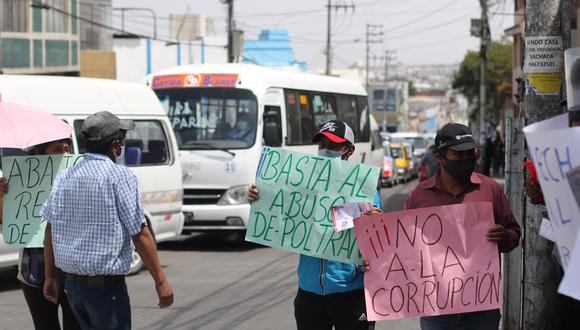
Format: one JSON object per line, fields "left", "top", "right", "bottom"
{"left": 249, "top": 120, "right": 381, "bottom": 330}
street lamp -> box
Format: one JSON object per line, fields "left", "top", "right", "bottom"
{"left": 113, "top": 7, "right": 157, "bottom": 39}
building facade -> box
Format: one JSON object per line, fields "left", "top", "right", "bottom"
{"left": 367, "top": 81, "right": 409, "bottom": 132}
{"left": 0, "top": 0, "right": 80, "bottom": 74}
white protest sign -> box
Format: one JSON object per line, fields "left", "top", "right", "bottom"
{"left": 539, "top": 218, "right": 555, "bottom": 242}
{"left": 523, "top": 114, "right": 580, "bottom": 269}
{"left": 558, "top": 231, "right": 580, "bottom": 301}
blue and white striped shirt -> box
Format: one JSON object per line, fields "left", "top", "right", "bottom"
{"left": 41, "top": 153, "right": 146, "bottom": 276}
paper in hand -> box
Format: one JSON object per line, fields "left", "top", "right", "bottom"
{"left": 330, "top": 202, "right": 373, "bottom": 232}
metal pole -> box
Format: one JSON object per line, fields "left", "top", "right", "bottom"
{"left": 479, "top": 0, "right": 488, "bottom": 144}
{"left": 325, "top": 0, "right": 332, "bottom": 75}
{"left": 227, "top": 0, "right": 234, "bottom": 63}
{"left": 365, "top": 24, "right": 370, "bottom": 89}
{"left": 113, "top": 8, "right": 157, "bottom": 39}
{"left": 201, "top": 37, "right": 205, "bottom": 64}
{"left": 382, "top": 50, "right": 389, "bottom": 132}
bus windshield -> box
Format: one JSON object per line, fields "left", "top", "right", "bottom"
{"left": 154, "top": 88, "right": 258, "bottom": 150}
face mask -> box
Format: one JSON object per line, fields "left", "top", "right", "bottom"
{"left": 443, "top": 158, "right": 476, "bottom": 184}
{"left": 116, "top": 145, "right": 126, "bottom": 165}
{"left": 318, "top": 148, "right": 346, "bottom": 159}
{"left": 236, "top": 121, "right": 248, "bottom": 131}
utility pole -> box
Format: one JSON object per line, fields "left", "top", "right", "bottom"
{"left": 325, "top": 1, "right": 355, "bottom": 75}
{"left": 479, "top": 0, "right": 489, "bottom": 150}
{"left": 365, "top": 24, "right": 383, "bottom": 89}
{"left": 504, "top": 0, "right": 571, "bottom": 329}
{"left": 382, "top": 50, "right": 396, "bottom": 132}
{"left": 521, "top": 1, "right": 569, "bottom": 329}
{"left": 222, "top": 0, "right": 234, "bottom": 63}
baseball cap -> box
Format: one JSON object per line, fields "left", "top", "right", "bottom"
{"left": 81, "top": 111, "right": 135, "bottom": 142}
{"left": 312, "top": 120, "right": 355, "bottom": 145}
{"left": 435, "top": 123, "right": 477, "bottom": 151}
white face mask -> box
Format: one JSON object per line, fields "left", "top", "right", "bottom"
{"left": 116, "top": 145, "right": 126, "bottom": 165}
{"left": 318, "top": 149, "right": 344, "bottom": 159}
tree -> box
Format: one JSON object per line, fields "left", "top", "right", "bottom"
{"left": 452, "top": 41, "right": 513, "bottom": 124}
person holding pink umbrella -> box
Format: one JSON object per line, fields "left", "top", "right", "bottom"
{"left": 0, "top": 95, "right": 80, "bottom": 329}
{"left": 1, "top": 139, "right": 81, "bottom": 330}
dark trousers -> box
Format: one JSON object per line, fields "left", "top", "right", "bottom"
{"left": 294, "top": 288, "right": 375, "bottom": 330}
{"left": 64, "top": 278, "right": 131, "bottom": 330}
{"left": 420, "top": 309, "right": 501, "bottom": 330}
{"left": 21, "top": 282, "right": 81, "bottom": 330}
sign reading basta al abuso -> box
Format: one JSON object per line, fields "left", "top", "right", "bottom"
{"left": 245, "top": 147, "right": 381, "bottom": 264}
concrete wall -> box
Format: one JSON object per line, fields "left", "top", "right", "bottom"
{"left": 80, "top": 50, "right": 115, "bottom": 79}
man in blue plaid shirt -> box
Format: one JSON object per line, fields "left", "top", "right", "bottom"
{"left": 42, "top": 111, "right": 174, "bottom": 329}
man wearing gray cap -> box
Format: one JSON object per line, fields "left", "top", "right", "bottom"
{"left": 41, "top": 111, "right": 174, "bottom": 329}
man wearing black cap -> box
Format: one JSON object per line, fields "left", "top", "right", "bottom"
{"left": 249, "top": 120, "right": 382, "bottom": 330}
{"left": 42, "top": 111, "right": 174, "bottom": 329}
{"left": 402, "top": 123, "right": 521, "bottom": 329}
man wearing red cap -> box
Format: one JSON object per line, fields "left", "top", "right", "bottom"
{"left": 249, "top": 120, "right": 382, "bottom": 330}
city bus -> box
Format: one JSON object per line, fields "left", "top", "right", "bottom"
{"left": 147, "top": 63, "right": 382, "bottom": 234}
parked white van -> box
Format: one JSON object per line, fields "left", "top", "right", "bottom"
{"left": 0, "top": 76, "right": 184, "bottom": 274}
{"left": 147, "top": 63, "right": 381, "bottom": 234}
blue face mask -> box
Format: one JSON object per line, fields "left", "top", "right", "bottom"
{"left": 318, "top": 149, "right": 343, "bottom": 159}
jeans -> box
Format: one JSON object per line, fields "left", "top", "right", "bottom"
{"left": 64, "top": 278, "right": 131, "bottom": 330}
{"left": 420, "top": 309, "right": 501, "bottom": 330}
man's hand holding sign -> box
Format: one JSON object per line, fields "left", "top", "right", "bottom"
{"left": 355, "top": 203, "right": 501, "bottom": 320}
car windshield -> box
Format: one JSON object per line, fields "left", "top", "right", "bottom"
{"left": 390, "top": 147, "right": 401, "bottom": 158}
{"left": 154, "top": 87, "right": 258, "bottom": 150}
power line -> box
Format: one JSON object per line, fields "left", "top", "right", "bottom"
{"left": 386, "top": 10, "right": 476, "bottom": 40}
{"left": 31, "top": 3, "right": 226, "bottom": 48}
{"left": 396, "top": 34, "right": 469, "bottom": 50}
{"left": 383, "top": 0, "right": 462, "bottom": 33}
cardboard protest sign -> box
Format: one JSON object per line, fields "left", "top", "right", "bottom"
{"left": 2, "top": 155, "right": 83, "bottom": 247}
{"left": 246, "top": 147, "right": 381, "bottom": 264}
{"left": 331, "top": 202, "right": 373, "bottom": 232}
{"left": 354, "top": 202, "right": 500, "bottom": 321}
{"left": 523, "top": 114, "right": 580, "bottom": 269}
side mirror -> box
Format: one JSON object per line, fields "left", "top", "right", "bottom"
{"left": 263, "top": 106, "right": 282, "bottom": 147}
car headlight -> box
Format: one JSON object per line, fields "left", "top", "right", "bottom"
{"left": 217, "top": 185, "right": 250, "bottom": 205}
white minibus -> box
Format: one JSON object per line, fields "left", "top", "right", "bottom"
{"left": 147, "top": 63, "right": 383, "bottom": 234}
{"left": 0, "top": 75, "right": 184, "bottom": 274}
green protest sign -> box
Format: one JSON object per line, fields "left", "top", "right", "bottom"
{"left": 2, "top": 154, "right": 84, "bottom": 247}
{"left": 246, "top": 147, "right": 381, "bottom": 264}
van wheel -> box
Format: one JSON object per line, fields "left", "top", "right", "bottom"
{"left": 128, "top": 217, "right": 155, "bottom": 276}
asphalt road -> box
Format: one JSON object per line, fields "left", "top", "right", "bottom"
{"left": 0, "top": 180, "right": 420, "bottom": 330}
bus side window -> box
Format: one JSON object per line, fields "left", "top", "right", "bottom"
{"left": 264, "top": 106, "right": 282, "bottom": 147}
{"left": 284, "top": 90, "right": 314, "bottom": 145}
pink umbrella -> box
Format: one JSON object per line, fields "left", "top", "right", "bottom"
{"left": 0, "top": 94, "right": 72, "bottom": 150}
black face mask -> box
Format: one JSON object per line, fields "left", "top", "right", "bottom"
{"left": 444, "top": 158, "right": 476, "bottom": 184}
